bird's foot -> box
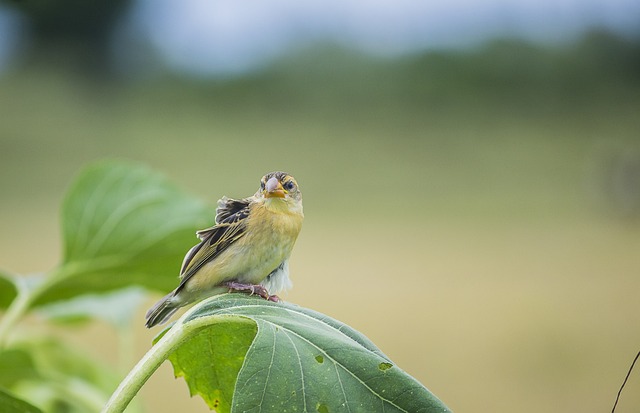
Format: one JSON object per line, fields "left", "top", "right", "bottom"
{"left": 225, "top": 281, "right": 280, "bottom": 302}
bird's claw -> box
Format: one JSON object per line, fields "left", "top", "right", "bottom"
{"left": 225, "top": 281, "right": 279, "bottom": 302}
{"left": 267, "top": 294, "right": 280, "bottom": 303}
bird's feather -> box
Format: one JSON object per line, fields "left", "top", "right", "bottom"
{"left": 213, "top": 196, "right": 251, "bottom": 226}
{"left": 176, "top": 203, "right": 251, "bottom": 292}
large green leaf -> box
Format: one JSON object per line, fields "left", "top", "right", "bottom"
{"left": 160, "top": 294, "right": 450, "bottom": 413}
{"left": 157, "top": 316, "right": 257, "bottom": 412}
{"left": 33, "top": 160, "right": 213, "bottom": 306}
{"left": 0, "top": 388, "right": 43, "bottom": 413}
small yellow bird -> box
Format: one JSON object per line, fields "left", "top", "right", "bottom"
{"left": 145, "top": 171, "right": 304, "bottom": 328}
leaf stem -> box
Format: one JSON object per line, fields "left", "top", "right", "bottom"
{"left": 101, "top": 298, "right": 220, "bottom": 413}
{"left": 0, "top": 284, "right": 32, "bottom": 348}
{"left": 101, "top": 327, "right": 183, "bottom": 413}
{"left": 0, "top": 268, "right": 69, "bottom": 348}
{"left": 0, "top": 257, "right": 130, "bottom": 348}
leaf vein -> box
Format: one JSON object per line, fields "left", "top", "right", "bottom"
{"left": 259, "top": 319, "right": 409, "bottom": 413}
{"left": 333, "top": 357, "right": 351, "bottom": 413}
{"left": 83, "top": 189, "right": 168, "bottom": 256}
{"left": 211, "top": 303, "right": 386, "bottom": 360}
{"left": 127, "top": 214, "right": 201, "bottom": 255}
{"left": 283, "top": 329, "right": 308, "bottom": 412}
{"left": 70, "top": 166, "right": 126, "bottom": 256}
{"left": 257, "top": 325, "right": 277, "bottom": 413}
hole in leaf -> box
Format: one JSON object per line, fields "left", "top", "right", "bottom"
{"left": 378, "top": 362, "right": 393, "bottom": 371}
{"left": 316, "top": 402, "right": 329, "bottom": 413}
{"left": 315, "top": 355, "right": 324, "bottom": 364}
{"left": 213, "top": 399, "right": 219, "bottom": 408}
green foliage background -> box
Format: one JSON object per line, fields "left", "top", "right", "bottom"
{"left": 1, "top": 160, "right": 449, "bottom": 413}
{"left": 1, "top": 31, "right": 639, "bottom": 412}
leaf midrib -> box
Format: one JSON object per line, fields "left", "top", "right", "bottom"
{"left": 197, "top": 301, "right": 407, "bottom": 412}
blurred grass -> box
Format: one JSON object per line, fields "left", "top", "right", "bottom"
{"left": 1, "top": 31, "right": 640, "bottom": 412}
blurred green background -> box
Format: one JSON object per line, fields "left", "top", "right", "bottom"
{"left": 1, "top": 1, "right": 640, "bottom": 412}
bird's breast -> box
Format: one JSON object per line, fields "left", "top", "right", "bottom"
{"left": 180, "top": 199, "right": 303, "bottom": 298}
{"left": 244, "top": 204, "right": 303, "bottom": 253}
{"left": 218, "top": 204, "right": 303, "bottom": 283}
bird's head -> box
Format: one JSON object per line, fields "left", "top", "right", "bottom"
{"left": 257, "top": 171, "right": 302, "bottom": 206}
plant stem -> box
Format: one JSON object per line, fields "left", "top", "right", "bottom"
{"left": 101, "top": 299, "right": 218, "bottom": 413}
{"left": 117, "top": 322, "right": 136, "bottom": 376}
{"left": 0, "top": 269, "right": 65, "bottom": 348}
{"left": 0, "top": 281, "right": 36, "bottom": 348}
{"left": 101, "top": 326, "right": 184, "bottom": 413}
{"left": 0, "top": 258, "right": 125, "bottom": 348}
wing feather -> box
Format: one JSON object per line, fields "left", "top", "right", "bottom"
{"left": 176, "top": 201, "right": 251, "bottom": 293}
{"left": 214, "top": 196, "right": 252, "bottom": 225}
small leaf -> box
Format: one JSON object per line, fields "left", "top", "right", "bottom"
{"left": 162, "top": 294, "right": 450, "bottom": 413}
{"left": 0, "top": 270, "right": 18, "bottom": 309}
{"left": 33, "top": 160, "right": 213, "bottom": 306}
{"left": 0, "top": 388, "right": 43, "bottom": 413}
{"left": 0, "top": 348, "right": 39, "bottom": 387}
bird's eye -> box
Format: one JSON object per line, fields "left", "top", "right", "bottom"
{"left": 260, "top": 180, "right": 265, "bottom": 189}
{"left": 284, "top": 181, "right": 296, "bottom": 191}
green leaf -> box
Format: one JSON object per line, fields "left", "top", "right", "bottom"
{"left": 16, "top": 338, "right": 118, "bottom": 391}
{"left": 157, "top": 316, "right": 257, "bottom": 412}
{"left": 0, "top": 349, "right": 39, "bottom": 388}
{"left": 0, "top": 271, "right": 18, "bottom": 309}
{"left": 1, "top": 338, "right": 118, "bottom": 412}
{"left": 38, "top": 287, "right": 147, "bottom": 327}
{"left": 0, "top": 387, "right": 43, "bottom": 413}
{"left": 162, "top": 294, "right": 450, "bottom": 413}
{"left": 34, "top": 160, "right": 213, "bottom": 306}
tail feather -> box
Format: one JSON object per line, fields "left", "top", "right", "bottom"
{"left": 145, "top": 291, "right": 179, "bottom": 328}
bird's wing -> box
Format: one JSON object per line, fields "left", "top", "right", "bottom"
{"left": 176, "top": 202, "right": 252, "bottom": 291}
{"left": 212, "top": 196, "right": 252, "bottom": 226}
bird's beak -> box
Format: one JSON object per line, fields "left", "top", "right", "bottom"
{"left": 264, "top": 177, "right": 285, "bottom": 198}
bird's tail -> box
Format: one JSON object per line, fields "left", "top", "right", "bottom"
{"left": 145, "top": 291, "right": 179, "bottom": 328}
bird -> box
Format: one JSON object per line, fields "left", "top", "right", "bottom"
{"left": 145, "top": 171, "right": 304, "bottom": 328}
